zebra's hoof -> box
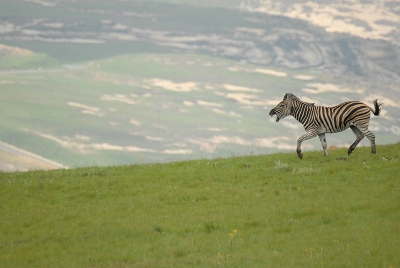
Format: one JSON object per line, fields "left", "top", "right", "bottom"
{"left": 296, "top": 150, "right": 303, "bottom": 159}
{"left": 348, "top": 146, "right": 355, "bottom": 155}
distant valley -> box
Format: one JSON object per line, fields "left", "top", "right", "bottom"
{"left": 0, "top": 0, "right": 399, "bottom": 171}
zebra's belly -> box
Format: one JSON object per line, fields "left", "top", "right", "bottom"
{"left": 317, "top": 124, "right": 350, "bottom": 134}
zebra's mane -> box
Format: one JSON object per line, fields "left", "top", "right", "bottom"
{"left": 284, "top": 93, "right": 315, "bottom": 106}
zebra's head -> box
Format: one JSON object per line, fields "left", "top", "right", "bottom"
{"left": 269, "top": 93, "right": 313, "bottom": 122}
{"left": 269, "top": 93, "right": 293, "bottom": 122}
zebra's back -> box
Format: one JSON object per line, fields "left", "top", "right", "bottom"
{"left": 312, "top": 101, "right": 372, "bottom": 133}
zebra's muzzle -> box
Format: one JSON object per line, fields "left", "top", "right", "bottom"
{"left": 269, "top": 109, "right": 279, "bottom": 122}
{"left": 269, "top": 109, "right": 275, "bottom": 116}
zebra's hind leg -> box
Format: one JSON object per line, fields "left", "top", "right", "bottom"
{"left": 364, "top": 129, "right": 377, "bottom": 154}
{"left": 348, "top": 125, "right": 364, "bottom": 155}
{"left": 318, "top": 133, "right": 328, "bottom": 156}
{"left": 354, "top": 125, "right": 377, "bottom": 154}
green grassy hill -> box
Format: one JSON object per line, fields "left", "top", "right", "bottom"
{"left": 1, "top": 143, "right": 399, "bottom": 267}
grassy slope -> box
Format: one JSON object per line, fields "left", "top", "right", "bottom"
{"left": 1, "top": 143, "right": 399, "bottom": 267}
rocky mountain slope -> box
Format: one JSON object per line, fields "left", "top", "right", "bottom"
{"left": 1, "top": 0, "right": 399, "bottom": 79}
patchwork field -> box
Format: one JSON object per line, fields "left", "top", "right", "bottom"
{"left": 1, "top": 49, "right": 399, "bottom": 170}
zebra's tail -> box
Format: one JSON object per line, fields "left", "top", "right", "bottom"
{"left": 372, "top": 99, "right": 382, "bottom": 116}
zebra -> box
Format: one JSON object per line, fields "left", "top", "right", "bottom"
{"left": 268, "top": 93, "right": 382, "bottom": 159}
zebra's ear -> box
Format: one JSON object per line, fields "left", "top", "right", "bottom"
{"left": 283, "top": 93, "right": 288, "bottom": 100}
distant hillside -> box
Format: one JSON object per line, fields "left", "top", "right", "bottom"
{"left": 0, "top": 44, "right": 61, "bottom": 70}
{"left": 0, "top": 141, "right": 65, "bottom": 172}
{"left": 0, "top": 44, "right": 34, "bottom": 57}
{"left": 0, "top": 0, "right": 399, "bottom": 169}
{"left": 1, "top": 52, "right": 399, "bottom": 169}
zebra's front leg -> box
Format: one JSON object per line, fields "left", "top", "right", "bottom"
{"left": 318, "top": 133, "right": 328, "bottom": 156}
{"left": 296, "top": 146, "right": 303, "bottom": 159}
{"left": 296, "top": 130, "right": 318, "bottom": 159}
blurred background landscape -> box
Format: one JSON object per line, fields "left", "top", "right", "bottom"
{"left": 1, "top": 0, "right": 399, "bottom": 171}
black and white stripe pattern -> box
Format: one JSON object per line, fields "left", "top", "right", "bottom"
{"left": 269, "top": 93, "right": 382, "bottom": 159}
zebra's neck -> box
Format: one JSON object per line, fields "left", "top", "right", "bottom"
{"left": 291, "top": 102, "right": 313, "bottom": 125}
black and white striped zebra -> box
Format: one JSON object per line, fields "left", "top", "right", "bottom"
{"left": 269, "top": 93, "right": 382, "bottom": 159}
